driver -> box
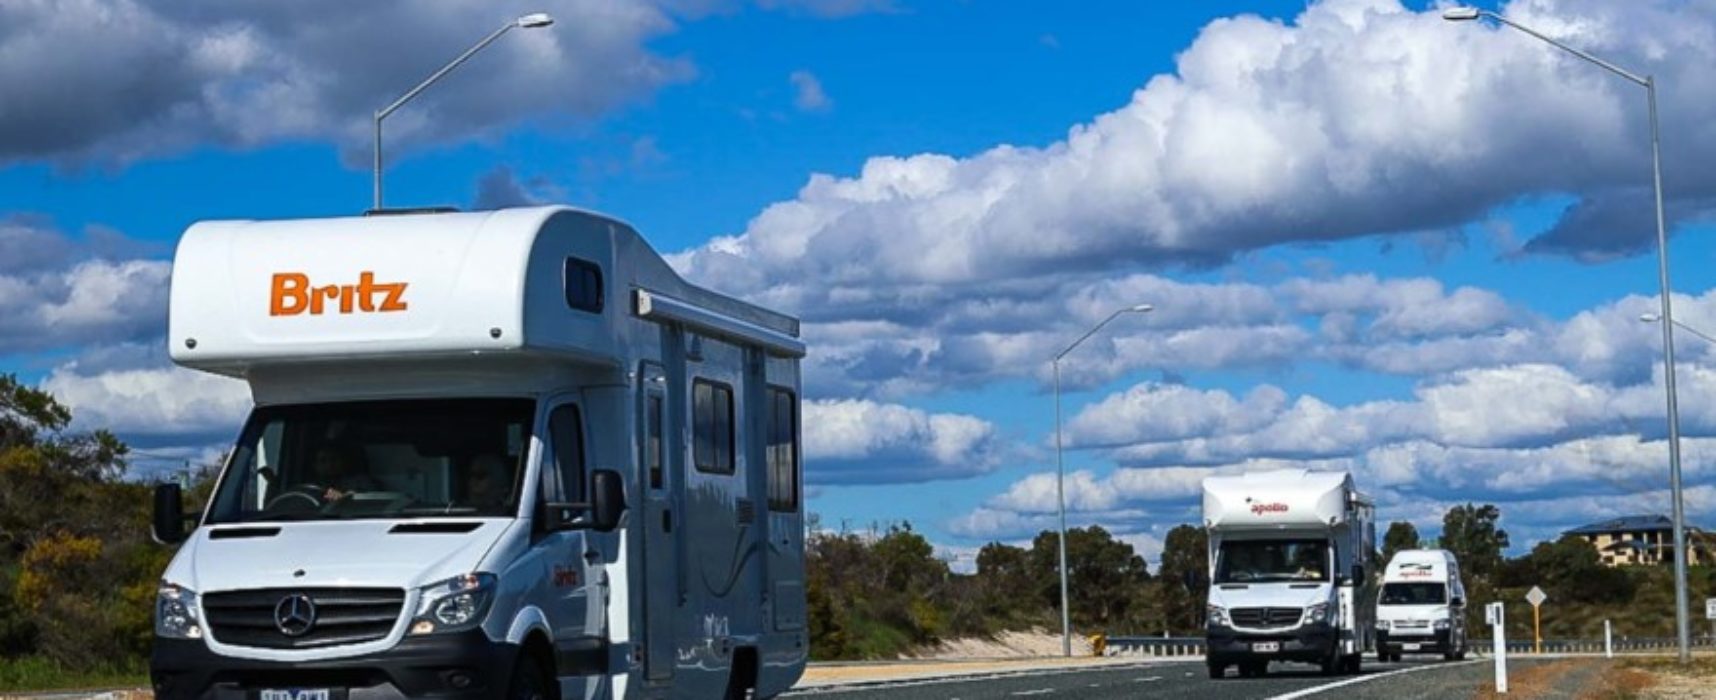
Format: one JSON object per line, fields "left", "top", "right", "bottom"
{"left": 312, "top": 442, "right": 380, "bottom": 501}
{"left": 465, "top": 453, "right": 512, "bottom": 511}
{"left": 1293, "top": 548, "right": 1325, "bottom": 580}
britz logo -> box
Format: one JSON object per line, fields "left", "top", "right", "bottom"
{"left": 1250, "top": 502, "right": 1289, "bottom": 516}
{"left": 270, "top": 272, "right": 408, "bottom": 316}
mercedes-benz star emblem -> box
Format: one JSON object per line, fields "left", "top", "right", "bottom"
{"left": 273, "top": 593, "right": 317, "bottom": 638}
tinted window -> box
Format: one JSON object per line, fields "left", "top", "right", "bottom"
{"left": 1215, "top": 539, "right": 1330, "bottom": 583}
{"left": 207, "top": 399, "right": 533, "bottom": 523}
{"left": 647, "top": 394, "right": 664, "bottom": 489}
{"left": 549, "top": 404, "right": 586, "bottom": 502}
{"left": 693, "top": 380, "right": 734, "bottom": 474}
{"left": 1381, "top": 583, "right": 1447, "bottom": 605}
{"left": 767, "top": 388, "right": 799, "bottom": 511}
{"left": 564, "top": 258, "right": 603, "bottom": 313}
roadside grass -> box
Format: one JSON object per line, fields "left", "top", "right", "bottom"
{"left": 1473, "top": 659, "right": 1582, "bottom": 699}
{"left": 0, "top": 656, "right": 147, "bottom": 694}
{"left": 1615, "top": 656, "right": 1716, "bottom": 699}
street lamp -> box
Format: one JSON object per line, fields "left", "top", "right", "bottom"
{"left": 1445, "top": 7, "right": 1694, "bottom": 664}
{"left": 1051, "top": 302, "right": 1154, "bottom": 657}
{"left": 1642, "top": 313, "right": 1716, "bottom": 347}
{"left": 372, "top": 12, "right": 555, "bottom": 210}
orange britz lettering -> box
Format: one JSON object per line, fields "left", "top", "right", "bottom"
{"left": 269, "top": 272, "right": 409, "bottom": 316}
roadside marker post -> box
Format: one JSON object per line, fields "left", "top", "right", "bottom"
{"left": 1487, "top": 602, "right": 1508, "bottom": 694}
{"left": 1526, "top": 586, "right": 1548, "bottom": 655}
{"left": 1706, "top": 598, "right": 1715, "bottom": 644}
{"left": 1605, "top": 619, "right": 1613, "bottom": 658}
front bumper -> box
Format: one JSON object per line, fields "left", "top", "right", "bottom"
{"left": 1205, "top": 622, "right": 1337, "bottom": 664}
{"left": 1377, "top": 628, "right": 1454, "bottom": 654}
{"left": 150, "top": 630, "right": 520, "bottom": 700}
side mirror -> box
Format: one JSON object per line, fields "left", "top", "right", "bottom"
{"left": 543, "top": 470, "right": 628, "bottom": 533}
{"left": 590, "top": 469, "right": 626, "bottom": 532}
{"left": 1183, "top": 570, "right": 1209, "bottom": 590}
{"left": 153, "top": 483, "right": 188, "bottom": 544}
{"left": 1352, "top": 565, "right": 1365, "bottom": 583}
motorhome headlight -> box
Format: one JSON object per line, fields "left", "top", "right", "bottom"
{"left": 1433, "top": 618, "right": 1451, "bottom": 630}
{"left": 1304, "top": 603, "right": 1330, "bottom": 625}
{"left": 1206, "top": 605, "right": 1229, "bottom": 627}
{"left": 411, "top": 573, "right": 497, "bottom": 635}
{"left": 155, "top": 583, "right": 203, "bottom": 640}
{"left": 1376, "top": 619, "right": 1391, "bottom": 630}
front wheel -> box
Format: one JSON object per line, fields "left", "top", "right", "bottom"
{"left": 1207, "top": 662, "right": 1226, "bottom": 679}
{"left": 508, "top": 653, "right": 553, "bottom": 700}
{"left": 1343, "top": 653, "right": 1362, "bottom": 674}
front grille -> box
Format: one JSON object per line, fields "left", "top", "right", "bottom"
{"left": 203, "top": 588, "right": 405, "bottom": 649}
{"left": 1230, "top": 607, "right": 1303, "bottom": 628}
{"left": 1395, "top": 620, "right": 1430, "bottom": 629}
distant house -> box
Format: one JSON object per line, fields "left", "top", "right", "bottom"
{"left": 1564, "top": 515, "right": 1713, "bottom": 567}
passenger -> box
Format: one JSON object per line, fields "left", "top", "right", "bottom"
{"left": 466, "top": 453, "right": 512, "bottom": 511}
{"left": 312, "top": 442, "right": 381, "bottom": 500}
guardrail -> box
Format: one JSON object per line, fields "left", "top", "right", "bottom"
{"left": 1103, "top": 636, "right": 1207, "bottom": 657}
{"left": 1104, "top": 634, "right": 1716, "bottom": 658}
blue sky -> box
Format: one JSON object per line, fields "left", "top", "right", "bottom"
{"left": 6, "top": 0, "right": 1716, "bottom": 567}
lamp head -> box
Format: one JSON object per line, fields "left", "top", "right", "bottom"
{"left": 1442, "top": 7, "right": 1482, "bottom": 21}
{"left": 516, "top": 12, "right": 555, "bottom": 28}
{"left": 1641, "top": 313, "right": 1663, "bottom": 323}
{"left": 1129, "top": 304, "right": 1155, "bottom": 313}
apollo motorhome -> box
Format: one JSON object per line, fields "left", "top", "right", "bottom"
{"left": 148, "top": 206, "right": 807, "bottom": 700}
{"left": 1201, "top": 470, "right": 1376, "bottom": 679}
{"left": 1374, "top": 549, "right": 1468, "bottom": 662}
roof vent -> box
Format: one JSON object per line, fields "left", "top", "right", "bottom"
{"left": 363, "top": 206, "right": 461, "bottom": 217}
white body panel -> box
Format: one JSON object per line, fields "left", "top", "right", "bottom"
{"left": 1375, "top": 550, "right": 1468, "bottom": 654}
{"left": 155, "top": 206, "right": 807, "bottom": 699}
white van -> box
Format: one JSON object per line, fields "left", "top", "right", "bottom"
{"left": 1374, "top": 549, "right": 1468, "bottom": 662}
{"left": 148, "top": 206, "right": 807, "bottom": 700}
{"left": 1201, "top": 470, "right": 1376, "bottom": 679}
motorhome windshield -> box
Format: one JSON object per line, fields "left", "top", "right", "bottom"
{"left": 1380, "top": 582, "right": 1447, "bottom": 605}
{"left": 1216, "top": 539, "right": 1330, "bottom": 583}
{"left": 206, "top": 398, "right": 535, "bottom": 524}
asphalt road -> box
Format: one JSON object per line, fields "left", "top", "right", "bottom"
{"left": 783, "top": 657, "right": 1570, "bottom": 700}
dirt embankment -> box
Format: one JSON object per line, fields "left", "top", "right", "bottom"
{"left": 901, "top": 628, "right": 1095, "bottom": 659}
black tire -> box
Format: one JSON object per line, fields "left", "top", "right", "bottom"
{"left": 1207, "top": 663, "right": 1226, "bottom": 679}
{"left": 1241, "top": 660, "right": 1267, "bottom": 678}
{"left": 1320, "top": 646, "right": 1341, "bottom": 676}
{"left": 1344, "top": 653, "right": 1362, "bottom": 674}
{"left": 507, "top": 653, "right": 552, "bottom": 700}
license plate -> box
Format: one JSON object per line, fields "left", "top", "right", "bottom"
{"left": 1402, "top": 643, "right": 1421, "bottom": 651}
{"left": 258, "top": 690, "right": 333, "bottom": 700}
{"left": 1252, "top": 642, "right": 1280, "bottom": 653}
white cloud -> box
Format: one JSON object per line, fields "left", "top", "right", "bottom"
{"left": 789, "top": 70, "right": 832, "bottom": 112}
{"left": 803, "top": 398, "right": 1010, "bottom": 484}
{"left": 0, "top": 0, "right": 693, "bottom": 164}
{"left": 41, "top": 361, "right": 250, "bottom": 438}
{"left": 0, "top": 258, "right": 170, "bottom": 354}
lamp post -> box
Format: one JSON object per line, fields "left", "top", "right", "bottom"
{"left": 1445, "top": 6, "right": 1692, "bottom": 664}
{"left": 1051, "top": 303, "right": 1153, "bottom": 657}
{"left": 373, "top": 12, "right": 555, "bottom": 210}
{"left": 1643, "top": 313, "right": 1716, "bottom": 347}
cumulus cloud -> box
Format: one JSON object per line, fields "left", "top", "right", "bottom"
{"left": 803, "top": 398, "right": 1010, "bottom": 484}
{"left": 40, "top": 359, "right": 251, "bottom": 439}
{"left": 0, "top": 0, "right": 693, "bottom": 165}
{"left": 0, "top": 258, "right": 171, "bottom": 354}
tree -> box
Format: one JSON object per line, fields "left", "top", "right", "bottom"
{"left": 0, "top": 374, "right": 166, "bottom": 669}
{"left": 1441, "top": 503, "right": 1509, "bottom": 583}
{"left": 1156, "top": 524, "right": 1208, "bottom": 634}
{"left": 1027, "top": 526, "right": 1150, "bottom": 630}
{"left": 1381, "top": 521, "right": 1421, "bottom": 565}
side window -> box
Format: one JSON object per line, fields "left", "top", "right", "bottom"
{"left": 564, "top": 258, "right": 604, "bottom": 314}
{"left": 693, "top": 380, "right": 734, "bottom": 474}
{"left": 549, "top": 404, "right": 587, "bottom": 502}
{"left": 767, "top": 388, "right": 799, "bottom": 511}
{"left": 647, "top": 394, "right": 664, "bottom": 489}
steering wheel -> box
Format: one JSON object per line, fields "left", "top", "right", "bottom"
{"left": 264, "top": 484, "right": 327, "bottom": 512}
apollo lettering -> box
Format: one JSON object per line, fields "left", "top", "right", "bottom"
{"left": 1250, "top": 502, "right": 1289, "bottom": 516}
{"left": 269, "top": 272, "right": 408, "bottom": 316}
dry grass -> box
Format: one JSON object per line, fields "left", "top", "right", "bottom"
{"left": 1473, "top": 659, "right": 1584, "bottom": 699}
{"left": 1620, "top": 656, "right": 1716, "bottom": 699}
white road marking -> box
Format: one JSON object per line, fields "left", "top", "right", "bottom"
{"left": 1135, "top": 676, "right": 1162, "bottom": 682}
{"left": 1264, "top": 660, "right": 1484, "bottom": 700}
{"left": 1011, "top": 689, "right": 1054, "bottom": 696}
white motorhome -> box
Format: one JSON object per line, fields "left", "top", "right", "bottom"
{"left": 148, "top": 206, "right": 807, "bottom": 700}
{"left": 1374, "top": 549, "right": 1468, "bottom": 662}
{"left": 1201, "top": 470, "right": 1375, "bottom": 679}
